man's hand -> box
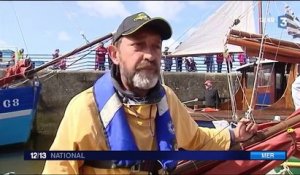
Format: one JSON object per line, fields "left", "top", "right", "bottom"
{"left": 234, "top": 118, "right": 258, "bottom": 142}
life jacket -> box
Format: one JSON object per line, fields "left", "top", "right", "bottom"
{"left": 93, "top": 72, "right": 178, "bottom": 171}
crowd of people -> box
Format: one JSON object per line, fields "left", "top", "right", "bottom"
{"left": 161, "top": 52, "right": 248, "bottom": 73}
{"left": 48, "top": 47, "right": 248, "bottom": 72}
{"left": 162, "top": 50, "right": 197, "bottom": 72}
{"left": 3, "top": 41, "right": 248, "bottom": 73}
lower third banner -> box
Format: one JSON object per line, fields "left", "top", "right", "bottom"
{"left": 24, "top": 151, "right": 286, "bottom": 161}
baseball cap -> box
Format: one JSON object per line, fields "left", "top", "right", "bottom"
{"left": 112, "top": 12, "right": 172, "bottom": 43}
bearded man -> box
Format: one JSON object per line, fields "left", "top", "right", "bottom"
{"left": 43, "top": 12, "right": 257, "bottom": 175}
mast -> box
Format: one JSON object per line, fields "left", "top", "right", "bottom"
{"left": 258, "top": 1, "right": 263, "bottom": 34}
{"left": 27, "top": 33, "right": 113, "bottom": 76}
{"left": 0, "top": 33, "right": 113, "bottom": 87}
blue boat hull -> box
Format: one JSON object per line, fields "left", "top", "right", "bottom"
{"left": 0, "top": 82, "right": 41, "bottom": 146}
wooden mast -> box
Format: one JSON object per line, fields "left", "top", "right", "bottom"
{"left": 27, "top": 33, "right": 113, "bottom": 77}
{"left": 258, "top": 1, "right": 263, "bottom": 34}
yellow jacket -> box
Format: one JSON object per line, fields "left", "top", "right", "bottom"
{"left": 42, "top": 85, "right": 231, "bottom": 174}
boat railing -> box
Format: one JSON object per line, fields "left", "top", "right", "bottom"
{"left": 0, "top": 51, "right": 247, "bottom": 72}
{"left": 15, "top": 52, "right": 246, "bottom": 72}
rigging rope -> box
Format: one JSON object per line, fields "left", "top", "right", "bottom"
{"left": 167, "top": 2, "right": 228, "bottom": 50}
{"left": 221, "top": 1, "right": 260, "bottom": 122}
{"left": 10, "top": 2, "right": 29, "bottom": 54}
{"left": 253, "top": 1, "right": 290, "bottom": 119}
{"left": 59, "top": 2, "right": 91, "bottom": 44}
{"left": 234, "top": 71, "right": 251, "bottom": 109}
{"left": 223, "top": 17, "right": 242, "bottom": 122}
{"left": 246, "top": 1, "right": 271, "bottom": 123}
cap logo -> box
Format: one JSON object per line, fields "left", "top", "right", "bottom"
{"left": 134, "top": 13, "right": 150, "bottom": 21}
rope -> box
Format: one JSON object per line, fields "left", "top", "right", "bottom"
{"left": 224, "top": 21, "right": 240, "bottom": 121}
{"left": 278, "top": 162, "right": 294, "bottom": 175}
{"left": 226, "top": 64, "right": 238, "bottom": 121}
{"left": 195, "top": 1, "right": 277, "bottom": 148}
{"left": 59, "top": 1, "right": 91, "bottom": 44}
{"left": 221, "top": 1, "right": 259, "bottom": 121}
{"left": 234, "top": 72, "right": 251, "bottom": 109}
{"left": 39, "top": 48, "right": 95, "bottom": 83}
{"left": 8, "top": 78, "right": 30, "bottom": 88}
{"left": 166, "top": 2, "right": 223, "bottom": 49}
{"left": 10, "top": 2, "right": 29, "bottom": 54}
{"left": 246, "top": 1, "right": 271, "bottom": 123}
{"left": 1, "top": 42, "right": 100, "bottom": 87}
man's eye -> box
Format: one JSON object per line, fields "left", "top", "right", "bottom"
{"left": 133, "top": 43, "right": 142, "bottom": 46}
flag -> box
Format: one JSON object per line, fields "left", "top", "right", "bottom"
{"left": 284, "top": 5, "right": 300, "bottom": 38}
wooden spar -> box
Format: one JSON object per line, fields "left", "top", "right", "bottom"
{"left": 258, "top": 1, "right": 263, "bottom": 34}
{"left": 26, "top": 33, "right": 113, "bottom": 77}
{"left": 232, "top": 110, "right": 300, "bottom": 150}
{"left": 246, "top": 49, "right": 300, "bottom": 63}
{"left": 228, "top": 36, "right": 300, "bottom": 57}
{"left": 227, "top": 36, "right": 300, "bottom": 63}
{"left": 230, "top": 29, "right": 300, "bottom": 49}
{"left": 281, "top": 162, "right": 300, "bottom": 167}
{"left": 173, "top": 110, "right": 300, "bottom": 174}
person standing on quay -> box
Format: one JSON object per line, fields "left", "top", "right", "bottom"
{"left": 95, "top": 42, "right": 107, "bottom": 71}
{"left": 216, "top": 53, "right": 224, "bottom": 73}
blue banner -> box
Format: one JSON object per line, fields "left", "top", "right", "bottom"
{"left": 24, "top": 151, "right": 286, "bottom": 161}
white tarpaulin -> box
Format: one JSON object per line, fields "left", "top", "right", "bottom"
{"left": 171, "top": 1, "right": 256, "bottom": 57}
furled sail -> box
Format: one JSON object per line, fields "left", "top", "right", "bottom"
{"left": 171, "top": 1, "right": 256, "bottom": 57}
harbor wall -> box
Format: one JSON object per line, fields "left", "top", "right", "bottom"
{"left": 35, "top": 71, "right": 240, "bottom": 135}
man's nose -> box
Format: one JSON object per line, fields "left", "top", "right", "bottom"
{"left": 143, "top": 49, "right": 156, "bottom": 61}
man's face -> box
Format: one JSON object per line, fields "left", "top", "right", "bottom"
{"left": 109, "top": 28, "right": 162, "bottom": 90}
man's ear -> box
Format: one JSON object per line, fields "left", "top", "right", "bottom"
{"left": 108, "top": 45, "right": 120, "bottom": 65}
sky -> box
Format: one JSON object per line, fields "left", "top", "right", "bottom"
{"left": 0, "top": 1, "right": 299, "bottom": 55}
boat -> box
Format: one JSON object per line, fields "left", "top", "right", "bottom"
{"left": 0, "top": 30, "right": 113, "bottom": 146}
{"left": 0, "top": 56, "right": 42, "bottom": 146}
{"left": 173, "top": 109, "right": 300, "bottom": 175}
{"left": 188, "top": 58, "right": 296, "bottom": 124}
{"left": 169, "top": 1, "right": 298, "bottom": 123}
{"left": 0, "top": 81, "right": 41, "bottom": 146}
{"left": 168, "top": 1, "right": 300, "bottom": 174}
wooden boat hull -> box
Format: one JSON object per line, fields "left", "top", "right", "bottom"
{"left": 187, "top": 107, "right": 294, "bottom": 124}
{"left": 173, "top": 109, "right": 300, "bottom": 175}
{"left": 0, "top": 82, "right": 41, "bottom": 146}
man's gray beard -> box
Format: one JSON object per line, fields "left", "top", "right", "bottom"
{"left": 132, "top": 71, "right": 159, "bottom": 90}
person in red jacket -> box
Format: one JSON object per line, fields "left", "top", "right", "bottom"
{"left": 95, "top": 42, "right": 107, "bottom": 71}
{"left": 238, "top": 52, "right": 247, "bottom": 66}
{"left": 216, "top": 53, "right": 224, "bottom": 73}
